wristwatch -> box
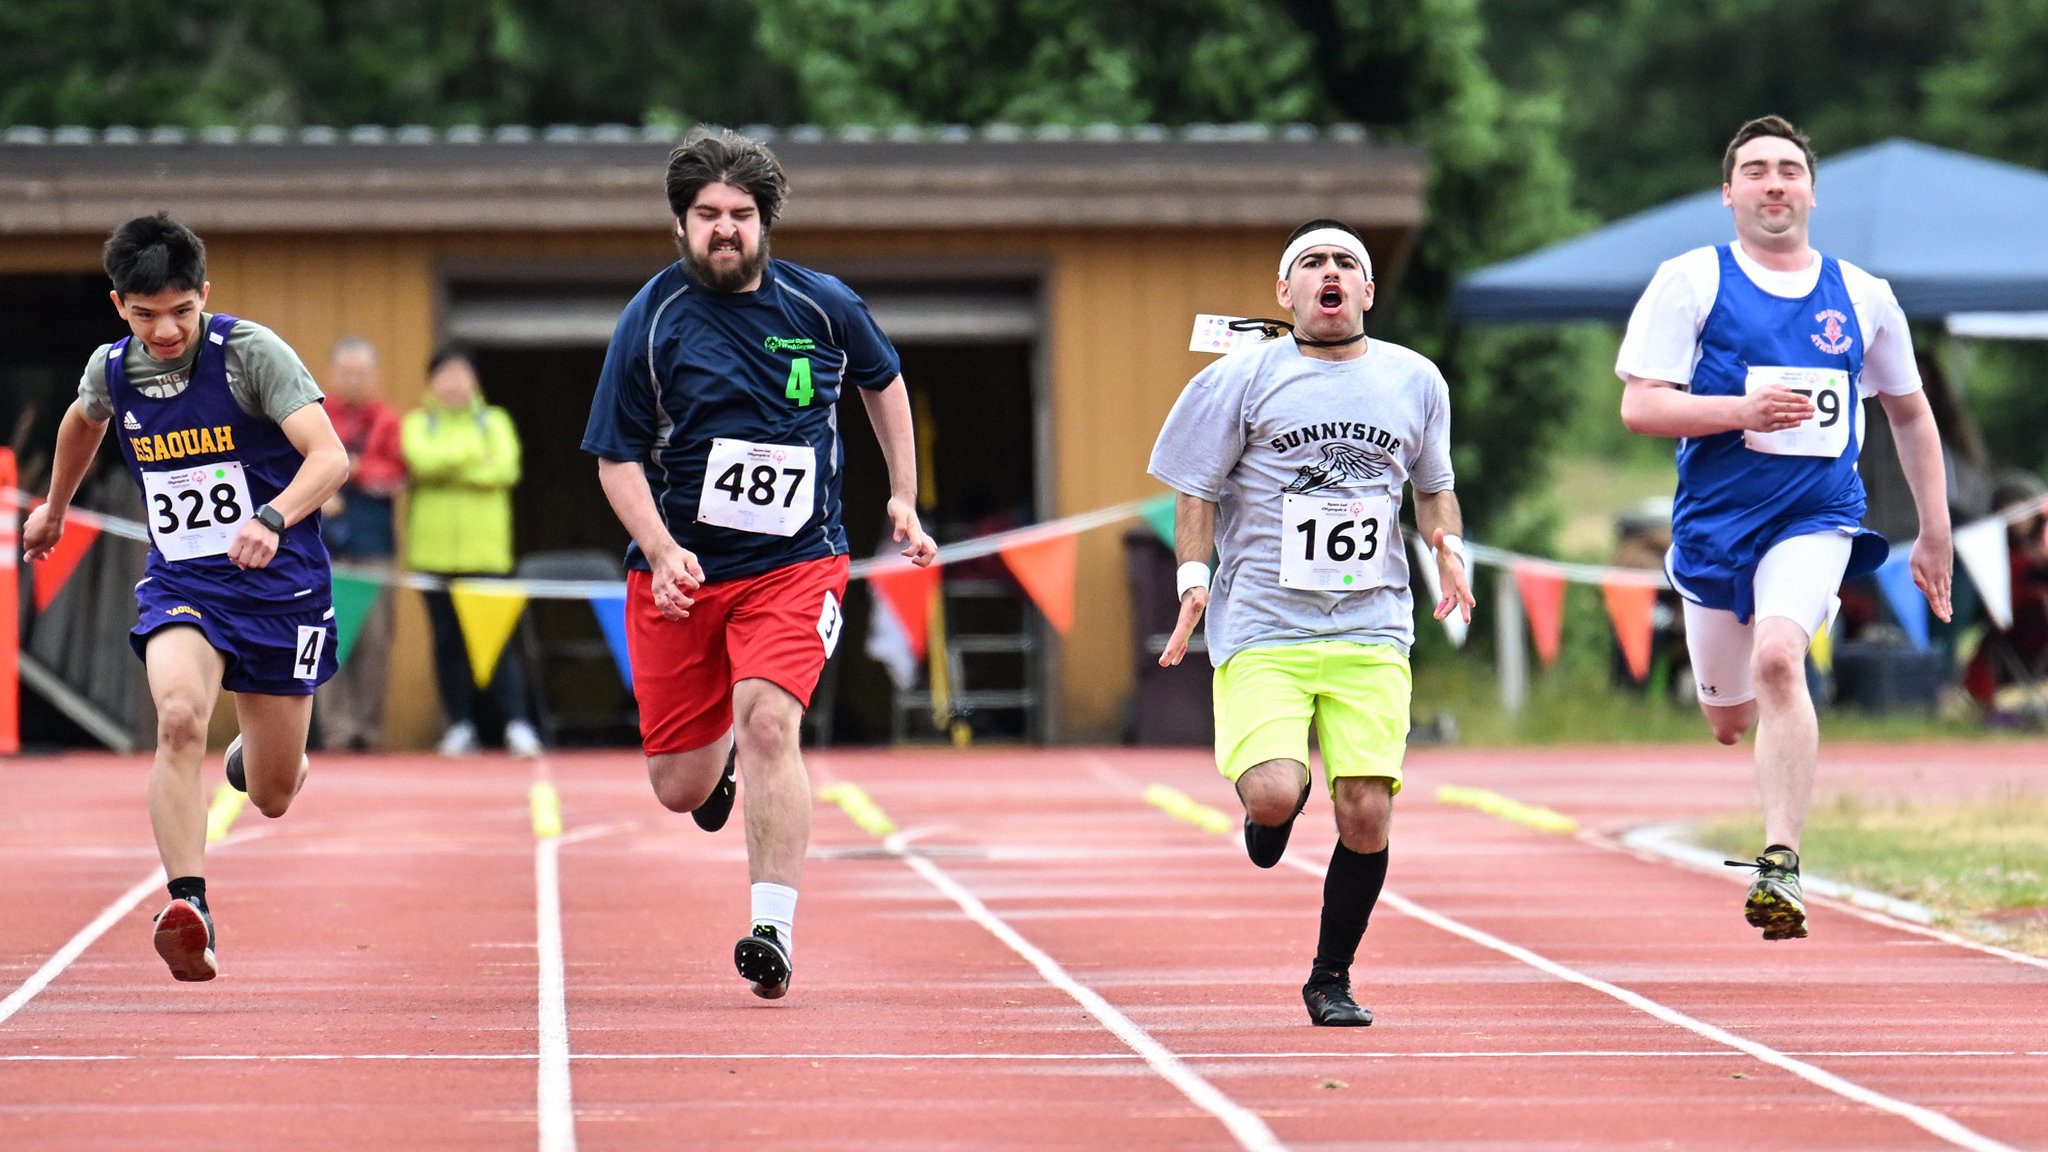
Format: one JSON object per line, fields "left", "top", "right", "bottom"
{"left": 253, "top": 504, "right": 286, "bottom": 534}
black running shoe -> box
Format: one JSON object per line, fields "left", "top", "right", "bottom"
{"left": 223, "top": 734, "right": 246, "bottom": 794}
{"left": 1302, "top": 976, "right": 1373, "bottom": 1026}
{"left": 693, "top": 745, "right": 738, "bottom": 832}
{"left": 734, "top": 924, "right": 791, "bottom": 1000}
{"left": 1727, "top": 846, "right": 1807, "bottom": 940}
{"left": 153, "top": 897, "right": 218, "bottom": 982}
{"left": 1244, "top": 777, "right": 1313, "bottom": 869}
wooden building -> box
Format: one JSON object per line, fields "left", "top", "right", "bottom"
{"left": 0, "top": 123, "right": 1427, "bottom": 747}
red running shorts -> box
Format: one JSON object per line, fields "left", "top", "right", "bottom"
{"left": 625, "top": 554, "right": 849, "bottom": 755}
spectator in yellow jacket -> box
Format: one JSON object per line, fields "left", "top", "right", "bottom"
{"left": 401, "top": 347, "right": 542, "bottom": 757}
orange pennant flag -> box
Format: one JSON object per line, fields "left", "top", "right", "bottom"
{"left": 869, "top": 563, "right": 942, "bottom": 659}
{"left": 33, "top": 519, "right": 101, "bottom": 611}
{"left": 998, "top": 533, "right": 1077, "bottom": 634}
{"left": 1601, "top": 580, "right": 1658, "bottom": 682}
{"left": 1514, "top": 563, "right": 1567, "bottom": 668}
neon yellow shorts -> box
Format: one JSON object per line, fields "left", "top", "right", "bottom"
{"left": 1212, "top": 640, "right": 1411, "bottom": 795}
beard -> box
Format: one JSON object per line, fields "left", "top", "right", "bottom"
{"left": 681, "top": 232, "right": 771, "bottom": 293}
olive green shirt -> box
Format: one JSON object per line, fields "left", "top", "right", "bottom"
{"left": 78, "top": 314, "right": 322, "bottom": 426}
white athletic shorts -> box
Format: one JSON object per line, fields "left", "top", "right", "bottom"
{"left": 1681, "top": 531, "right": 1852, "bottom": 708}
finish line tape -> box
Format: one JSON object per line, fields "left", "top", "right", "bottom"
{"left": 529, "top": 781, "right": 563, "bottom": 840}
{"left": 818, "top": 782, "right": 896, "bottom": 838}
{"left": 1436, "top": 785, "right": 1579, "bottom": 835}
{"left": 1144, "top": 784, "right": 1235, "bottom": 836}
{"left": 204, "top": 784, "right": 245, "bottom": 843}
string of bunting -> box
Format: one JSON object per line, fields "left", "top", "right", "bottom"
{"left": 7, "top": 486, "right": 2043, "bottom": 691}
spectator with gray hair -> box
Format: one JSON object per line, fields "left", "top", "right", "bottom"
{"left": 315, "top": 336, "right": 405, "bottom": 751}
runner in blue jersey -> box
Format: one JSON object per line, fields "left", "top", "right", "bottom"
{"left": 1618, "top": 118, "right": 1953, "bottom": 940}
{"left": 584, "top": 128, "right": 936, "bottom": 1000}
{"left": 22, "top": 213, "right": 349, "bottom": 981}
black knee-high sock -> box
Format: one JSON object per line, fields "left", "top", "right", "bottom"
{"left": 1312, "top": 843, "right": 1388, "bottom": 981}
{"left": 167, "top": 876, "right": 208, "bottom": 912}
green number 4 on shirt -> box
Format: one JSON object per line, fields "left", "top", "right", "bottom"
{"left": 785, "top": 358, "right": 814, "bottom": 407}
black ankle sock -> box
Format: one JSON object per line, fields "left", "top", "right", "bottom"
{"left": 167, "top": 876, "right": 207, "bottom": 911}
{"left": 1311, "top": 843, "right": 1388, "bottom": 982}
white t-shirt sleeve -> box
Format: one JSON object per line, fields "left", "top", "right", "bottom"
{"left": 1614, "top": 248, "right": 1718, "bottom": 386}
{"left": 1842, "top": 265, "right": 1922, "bottom": 397}
{"left": 1411, "top": 363, "right": 1456, "bottom": 495}
{"left": 1148, "top": 355, "right": 1251, "bottom": 503}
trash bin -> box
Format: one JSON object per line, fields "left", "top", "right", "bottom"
{"left": 1123, "top": 529, "right": 1214, "bottom": 744}
{"left": 1832, "top": 640, "right": 1946, "bottom": 712}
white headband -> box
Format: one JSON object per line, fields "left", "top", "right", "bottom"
{"left": 1279, "top": 228, "right": 1373, "bottom": 281}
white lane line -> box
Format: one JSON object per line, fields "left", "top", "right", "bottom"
{"left": 1608, "top": 824, "right": 2048, "bottom": 972}
{"left": 0, "top": 826, "right": 273, "bottom": 1028}
{"left": 0, "top": 869, "right": 164, "bottom": 1027}
{"left": 9, "top": 1047, "right": 2048, "bottom": 1063}
{"left": 1279, "top": 856, "right": 2021, "bottom": 1152}
{"left": 886, "top": 833, "right": 1288, "bottom": 1152}
{"left": 534, "top": 835, "right": 576, "bottom": 1152}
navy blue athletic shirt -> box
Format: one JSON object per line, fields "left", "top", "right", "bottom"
{"left": 582, "top": 259, "right": 902, "bottom": 583}
{"left": 109, "top": 312, "right": 331, "bottom": 612}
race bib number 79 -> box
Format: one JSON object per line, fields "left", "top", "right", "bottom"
{"left": 1280, "top": 492, "right": 1397, "bottom": 591}
{"left": 1743, "top": 366, "right": 1852, "bottom": 458}
{"left": 696, "top": 438, "right": 817, "bottom": 537}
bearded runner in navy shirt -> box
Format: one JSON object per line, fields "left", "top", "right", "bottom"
{"left": 583, "top": 128, "right": 936, "bottom": 1001}
{"left": 1619, "top": 117, "right": 1952, "bottom": 943}
{"left": 22, "top": 213, "right": 349, "bottom": 983}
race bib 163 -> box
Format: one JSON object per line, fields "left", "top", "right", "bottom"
{"left": 1279, "top": 492, "right": 1397, "bottom": 592}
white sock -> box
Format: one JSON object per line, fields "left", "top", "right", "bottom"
{"left": 750, "top": 882, "right": 798, "bottom": 954}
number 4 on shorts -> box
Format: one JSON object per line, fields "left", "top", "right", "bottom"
{"left": 785, "top": 358, "right": 813, "bottom": 407}
{"left": 295, "top": 624, "right": 327, "bottom": 680}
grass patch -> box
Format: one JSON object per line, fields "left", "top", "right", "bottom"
{"left": 1695, "top": 793, "right": 2048, "bottom": 956}
{"left": 1409, "top": 649, "right": 1985, "bottom": 745}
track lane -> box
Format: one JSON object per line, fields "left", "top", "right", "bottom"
{"left": 823, "top": 746, "right": 2048, "bottom": 1151}
{"left": 0, "top": 754, "right": 548, "bottom": 1151}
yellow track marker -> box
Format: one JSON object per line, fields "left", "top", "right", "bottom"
{"left": 204, "top": 784, "right": 245, "bottom": 843}
{"left": 1144, "top": 784, "right": 1235, "bottom": 836}
{"left": 1436, "top": 785, "right": 1578, "bottom": 836}
{"left": 530, "top": 780, "right": 563, "bottom": 840}
{"left": 816, "top": 782, "right": 896, "bottom": 838}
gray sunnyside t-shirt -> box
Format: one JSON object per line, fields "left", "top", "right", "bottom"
{"left": 1148, "top": 335, "right": 1455, "bottom": 666}
{"left": 78, "top": 314, "right": 322, "bottom": 426}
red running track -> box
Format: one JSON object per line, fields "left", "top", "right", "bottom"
{"left": 3, "top": 740, "right": 2047, "bottom": 1150}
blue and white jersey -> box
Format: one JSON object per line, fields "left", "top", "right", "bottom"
{"left": 582, "top": 259, "right": 902, "bottom": 584}
{"left": 1618, "top": 244, "right": 1915, "bottom": 621}
{"left": 109, "top": 313, "right": 331, "bottom": 613}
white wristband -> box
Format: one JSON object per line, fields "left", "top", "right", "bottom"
{"left": 1438, "top": 534, "right": 1466, "bottom": 560}
{"left": 1175, "top": 561, "right": 1211, "bottom": 598}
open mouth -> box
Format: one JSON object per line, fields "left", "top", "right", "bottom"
{"left": 1319, "top": 285, "right": 1344, "bottom": 309}
{"left": 710, "top": 238, "right": 742, "bottom": 259}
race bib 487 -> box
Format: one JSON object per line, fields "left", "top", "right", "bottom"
{"left": 696, "top": 438, "right": 818, "bottom": 537}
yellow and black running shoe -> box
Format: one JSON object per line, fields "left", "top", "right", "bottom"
{"left": 1728, "top": 846, "right": 1807, "bottom": 940}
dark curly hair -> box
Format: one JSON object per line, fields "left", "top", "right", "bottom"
{"left": 665, "top": 127, "right": 789, "bottom": 230}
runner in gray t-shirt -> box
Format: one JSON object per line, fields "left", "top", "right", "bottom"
{"left": 1148, "top": 219, "right": 1475, "bottom": 1027}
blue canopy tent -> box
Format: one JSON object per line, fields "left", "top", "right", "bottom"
{"left": 1454, "top": 139, "right": 2048, "bottom": 322}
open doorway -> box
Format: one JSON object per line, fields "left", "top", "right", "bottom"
{"left": 0, "top": 273, "right": 151, "bottom": 748}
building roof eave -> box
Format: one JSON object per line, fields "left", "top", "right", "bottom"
{"left": 0, "top": 139, "right": 1427, "bottom": 234}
